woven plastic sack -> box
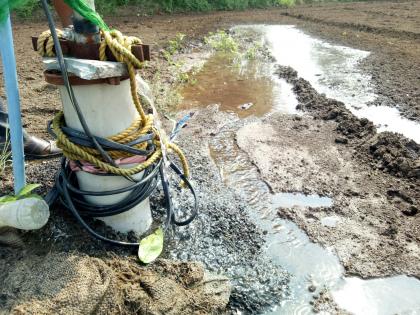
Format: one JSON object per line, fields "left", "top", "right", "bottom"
{"left": 0, "top": 252, "right": 231, "bottom": 315}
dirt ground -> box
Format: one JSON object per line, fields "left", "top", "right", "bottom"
{"left": 1, "top": 0, "right": 419, "bottom": 140}
{"left": 0, "top": 1, "right": 419, "bottom": 314}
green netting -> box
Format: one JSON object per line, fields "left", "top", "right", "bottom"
{"left": 0, "top": 0, "right": 29, "bottom": 25}
{"left": 64, "top": 0, "right": 110, "bottom": 31}
{"left": 1, "top": 0, "right": 110, "bottom": 29}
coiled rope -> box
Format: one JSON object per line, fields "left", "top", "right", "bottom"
{"left": 39, "top": 0, "right": 197, "bottom": 247}
{"left": 37, "top": 29, "right": 190, "bottom": 179}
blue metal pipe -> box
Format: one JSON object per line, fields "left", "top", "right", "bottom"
{"left": 0, "top": 14, "right": 26, "bottom": 193}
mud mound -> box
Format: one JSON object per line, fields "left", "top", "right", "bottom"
{"left": 276, "top": 65, "right": 376, "bottom": 140}
{"left": 275, "top": 65, "right": 420, "bottom": 180}
{"left": 0, "top": 252, "right": 230, "bottom": 315}
{"left": 324, "top": 107, "right": 376, "bottom": 140}
{"left": 365, "top": 132, "right": 420, "bottom": 179}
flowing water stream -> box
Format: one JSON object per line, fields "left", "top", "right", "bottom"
{"left": 179, "top": 25, "right": 420, "bottom": 314}
{"left": 252, "top": 24, "right": 420, "bottom": 143}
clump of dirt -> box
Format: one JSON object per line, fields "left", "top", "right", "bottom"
{"left": 276, "top": 65, "right": 376, "bottom": 140}
{"left": 275, "top": 65, "right": 419, "bottom": 180}
{"left": 365, "top": 132, "right": 420, "bottom": 179}
{"left": 0, "top": 251, "right": 230, "bottom": 315}
{"left": 311, "top": 288, "right": 350, "bottom": 315}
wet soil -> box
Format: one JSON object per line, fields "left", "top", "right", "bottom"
{"left": 237, "top": 89, "right": 420, "bottom": 278}
{"left": 275, "top": 65, "right": 419, "bottom": 179}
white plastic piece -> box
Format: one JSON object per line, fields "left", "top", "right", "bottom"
{"left": 58, "top": 79, "right": 152, "bottom": 235}
{"left": 43, "top": 57, "right": 128, "bottom": 80}
{"left": 0, "top": 198, "right": 50, "bottom": 230}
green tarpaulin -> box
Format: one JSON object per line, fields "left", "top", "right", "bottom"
{"left": 0, "top": 0, "right": 109, "bottom": 30}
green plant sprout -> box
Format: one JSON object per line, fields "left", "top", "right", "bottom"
{"left": 0, "top": 184, "right": 42, "bottom": 204}
{"left": 204, "top": 30, "right": 238, "bottom": 53}
{"left": 0, "top": 132, "right": 11, "bottom": 177}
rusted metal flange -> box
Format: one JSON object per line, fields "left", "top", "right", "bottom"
{"left": 44, "top": 70, "right": 129, "bottom": 86}
{"left": 32, "top": 37, "right": 150, "bottom": 62}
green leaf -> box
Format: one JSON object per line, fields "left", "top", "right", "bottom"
{"left": 0, "top": 195, "right": 17, "bottom": 203}
{"left": 17, "top": 184, "right": 41, "bottom": 197}
{"left": 138, "top": 228, "right": 164, "bottom": 264}
{"left": 18, "top": 193, "right": 43, "bottom": 201}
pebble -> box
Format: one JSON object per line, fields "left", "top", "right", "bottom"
{"left": 308, "top": 284, "right": 317, "bottom": 292}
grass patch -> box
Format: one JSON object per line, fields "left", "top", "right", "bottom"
{"left": 204, "top": 30, "right": 238, "bottom": 53}
{"left": 0, "top": 133, "right": 12, "bottom": 178}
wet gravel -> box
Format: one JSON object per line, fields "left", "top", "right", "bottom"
{"left": 162, "top": 110, "right": 290, "bottom": 313}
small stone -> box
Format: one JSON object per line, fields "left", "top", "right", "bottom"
{"left": 402, "top": 206, "right": 418, "bottom": 216}
{"left": 238, "top": 102, "right": 254, "bottom": 110}
{"left": 308, "top": 284, "right": 317, "bottom": 293}
{"left": 335, "top": 137, "right": 348, "bottom": 144}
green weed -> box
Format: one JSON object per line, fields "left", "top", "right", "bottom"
{"left": 244, "top": 42, "right": 263, "bottom": 59}
{"left": 204, "top": 30, "right": 238, "bottom": 53}
{"left": 0, "top": 133, "right": 11, "bottom": 178}
{"left": 14, "top": 0, "right": 41, "bottom": 18}
{"left": 167, "top": 33, "right": 186, "bottom": 55}
{"left": 163, "top": 33, "right": 186, "bottom": 62}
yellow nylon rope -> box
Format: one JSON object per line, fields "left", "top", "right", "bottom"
{"left": 37, "top": 30, "right": 190, "bottom": 179}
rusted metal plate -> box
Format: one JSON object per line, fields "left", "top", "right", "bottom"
{"left": 32, "top": 36, "right": 151, "bottom": 62}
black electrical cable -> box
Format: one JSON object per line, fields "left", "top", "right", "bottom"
{"left": 40, "top": 0, "right": 197, "bottom": 247}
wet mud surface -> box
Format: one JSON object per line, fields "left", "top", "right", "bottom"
{"left": 237, "top": 98, "right": 420, "bottom": 279}
{"left": 275, "top": 65, "right": 419, "bottom": 179}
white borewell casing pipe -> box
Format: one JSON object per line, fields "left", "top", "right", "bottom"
{"left": 58, "top": 79, "right": 152, "bottom": 234}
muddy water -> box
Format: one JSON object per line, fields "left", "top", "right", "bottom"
{"left": 178, "top": 25, "right": 420, "bottom": 314}
{"left": 209, "top": 122, "right": 342, "bottom": 314}
{"left": 179, "top": 53, "right": 298, "bottom": 117}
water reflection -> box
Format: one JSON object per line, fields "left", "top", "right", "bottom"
{"left": 237, "top": 24, "right": 420, "bottom": 143}
{"left": 179, "top": 53, "right": 298, "bottom": 117}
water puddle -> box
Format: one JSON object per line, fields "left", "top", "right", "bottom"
{"left": 320, "top": 216, "right": 340, "bottom": 228}
{"left": 272, "top": 192, "right": 333, "bottom": 209}
{"left": 179, "top": 53, "right": 298, "bottom": 118}
{"left": 235, "top": 24, "right": 420, "bottom": 143}
{"left": 333, "top": 276, "right": 420, "bottom": 315}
